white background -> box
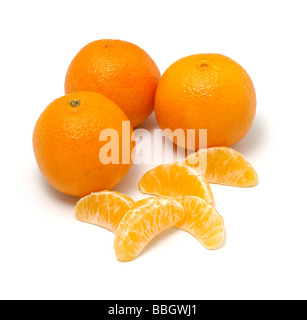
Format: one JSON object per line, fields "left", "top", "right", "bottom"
{"left": 1, "top": 0, "right": 306, "bottom": 300}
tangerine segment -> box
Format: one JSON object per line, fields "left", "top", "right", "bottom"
{"left": 184, "top": 147, "right": 258, "bottom": 187}
{"left": 176, "top": 196, "right": 224, "bottom": 250}
{"left": 138, "top": 163, "right": 214, "bottom": 205}
{"left": 75, "top": 191, "right": 134, "bottom": 233}
{"left": 114, "top": 197, "right": 184, "bottom": 262}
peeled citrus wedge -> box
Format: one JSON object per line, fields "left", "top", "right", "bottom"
{"left": 184, "top": 147, "right": 258, "bottom": 187}
{"left": 114, "top": 197, "right": 185, "bottom": 262}
{"left": 75, "top": 191, "right": 134, "bottom": 233}
{"left": 175, "top": 196, "right": 224, "bottom": 250}
{"left": 138, "top": 163, "right": 214, "bottom": 205}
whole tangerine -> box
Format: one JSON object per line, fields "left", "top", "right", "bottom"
{"left": 33, "top": 92, "right": 135, "bottom": 197}
{"left": 154, "top": 54, "right": 257, "bottom": 150}
{"left": 65, "top": 39, "right": 161, "bottom": 127}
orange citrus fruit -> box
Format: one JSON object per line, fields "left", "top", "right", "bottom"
{"left": 175, "top": 196, "right": 224, "bottom": 250}
{"left": 65, "top": 39, "right": 161, "bottom": 127}
{"left": 114, "top": 197, "right": 184, "bottom": 262}
{"left": 138, "top": 163, "right": 214, "bottom": 205}
{"left": 33, "top": 92, "right": 135, "bottom": 197}
{"left": 75, "top": 191, "right": 135, "bottom": 233}
{"left": 184, "top": 147, "right": 258, "bottom": 187}
{"left": 154, "top": 54, "right": 257, "bottom": 150}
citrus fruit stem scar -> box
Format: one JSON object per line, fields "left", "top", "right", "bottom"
{"left": 69, "top": 100, "right": 81, "bottom": 107}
